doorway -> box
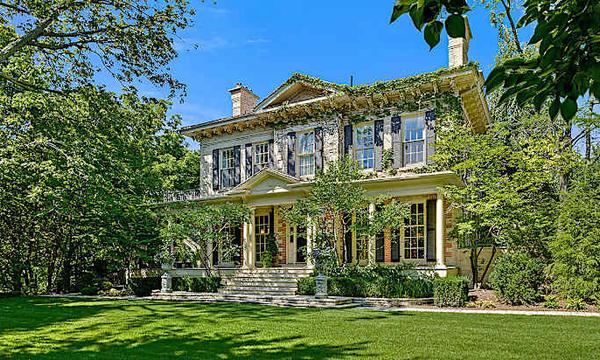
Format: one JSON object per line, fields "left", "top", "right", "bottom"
{"left": 288, "top": 224, "right": 307, "bottom": 264}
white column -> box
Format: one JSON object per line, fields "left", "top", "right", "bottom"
{"left": 435, "top": 194, "right": 446, "bottom": 268}
{"left": 368, "top": 202, "right": 376, "bottom": 265}
{"left": 242, "top": 209, "right": 256, "bottom": 269}
{"left": 306, "top": 216, "right": 314, "bottom": 269}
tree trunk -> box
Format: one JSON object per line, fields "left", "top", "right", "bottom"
{"left": 469, "top": 248, "right": 479, "bottom": 289}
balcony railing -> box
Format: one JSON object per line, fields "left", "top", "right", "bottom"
{"left": 162, "top": 188, "right": 205, "bottom": 203}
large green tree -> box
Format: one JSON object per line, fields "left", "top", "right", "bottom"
{"left": 0, "top": 0, "right": 197, "bottom": 94}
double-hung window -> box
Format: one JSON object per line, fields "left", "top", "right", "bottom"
{"left": 254, "top": 142, "right": 269, "bottom": 171}
{"left": 298, "top": 131, "right": 315, "bottom": 177}
{"left": 355, "top": 123, "right": 374, "bottom": 169}
{"left": 404, "top": 115, "right": 425, "bottom": 165}
{"left": 220, "top": 148, "right": 235, "bottom": 189}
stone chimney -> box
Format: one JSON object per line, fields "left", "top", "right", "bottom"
{"left": 448, "top": 17, "right": 472, "bottom": 68}
{"left": 228, "top": 83, "right": 259, "bottom": 116}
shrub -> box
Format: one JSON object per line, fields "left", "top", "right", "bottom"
{"left": 543, "top": 295, "right": 560, "bottom": 309}
{"left": 433, "top": 276, "right": 469, "bottom": 307}
{"left": 99, "top": 288, "right": 132, "bottom": 297}
{"left": 80, "top": 286, "right": 99, "bottom": 296}
{"left": 297, "top": 277, "right": 316, "bottom": 295}
{"left": 172, "top": 276, "right": 221, "bottom": 293}
{"left": 97, "top": 279, "right": 113, "bottom": 291}
{"left": 565, "top": 298, "right": 587, "bottom": 311}
{"left": 299, "top": 265, "right": 434, "bottom": 298}
{"left": 129, "top": 277, "right": 160, "bottom": 297}
{"left": 488, "top": 251, "right": 545, "bottom": 305}
{"left": 261, "top": 251, "right": 273, "bottom": 268}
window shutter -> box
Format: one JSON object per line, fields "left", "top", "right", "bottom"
{"left": 425, "top": 110, "right": 436, "bottom": 164}
{"left": 374, "top": 119, "right": 384, "bottom": 171}
{"left": 315, "top": 127, "right": 324, "bottom": 173}
{"left": 245, "top": 143, "right": 253, "bottom": 179}
{"left": 426, "top": 199, "right": 437, "bottom": 262}
{"left": 268, "top": 139, "right": 275, "bottom": 169}
{"left": 376, "top": 232, "right": 384, "bottom": 262}
{"left": 212, "top": 149, "right": 220, "bottom": 191}
{"left": 269, "top": 210, "right": 275, "bottom": 237}
{"left": 286, "top": 131, "right": 296, "bottom": 176}
{"left": 233, "top": 145, "right": 241, "bottom": 186}
{"left": 391, "top": 116, "right": 403, "bottom": 168}
{"left": 343, "top": 124, "right": 353, "bottom": 155}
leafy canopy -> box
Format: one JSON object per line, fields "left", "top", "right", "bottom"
{"left": 390, "top": 0, "right": 600, "bottom": 121}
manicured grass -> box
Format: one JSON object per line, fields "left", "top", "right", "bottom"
{"left": 1, "top": 297, "right": 599, "bottom": 359}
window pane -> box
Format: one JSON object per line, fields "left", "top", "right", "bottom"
{"left": 254, "top": 143, "right": 269, "bottom": 169}
{"left": 356, "top": 125, "right": 374, "bottom": 147}
{"left": 299, "top": 132, "right": 315, "bottom": 154}
{"left": 403, "top": 202, "right": 426, "bottom": 260}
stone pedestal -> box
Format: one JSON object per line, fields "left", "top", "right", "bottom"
{"left": 161, "top": 272, "right": 172, "bottom": 293}
{"left": 315, "top": 274, "right": 328, "bottom": 299}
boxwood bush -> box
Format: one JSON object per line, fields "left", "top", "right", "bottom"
{"left": 296, "top": 265, "right": 434, "bottom": 298}
{"left": 433, "top": 276, "right": 469, "bottom": 307}
{"left": 488, "top": 251, "right": 545, "bottom": 305}
{"left": 172, "top": 276, "right": 221, "bottom": 293}
{"left": 129, "top": 277, "right": 160, "bottom": 297}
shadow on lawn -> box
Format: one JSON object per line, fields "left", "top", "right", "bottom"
{"left": 1, "top": 297, "right": 377, "bottom": 359}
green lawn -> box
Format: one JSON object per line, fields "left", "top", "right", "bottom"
{"left": 0, "top": 297, "right": 599, "bottom": 359}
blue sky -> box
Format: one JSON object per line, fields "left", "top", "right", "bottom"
{"left": 145, "top": 1, "right": 503, "bottom": 130}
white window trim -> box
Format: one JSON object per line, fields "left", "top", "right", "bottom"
{"left": 254, "top": 142, "right": 269, "bottom": 171}
{"left": 402, "top": 113, "right": 426, "bottom": 167}
{"left": 297, "top": 130, "right": 316, "bottom": 178}
{"left": 219, "top": 147, "right": 235, "bottom": 189}
{"left": 354, "top": 121, "right": 375, "bottom": 170}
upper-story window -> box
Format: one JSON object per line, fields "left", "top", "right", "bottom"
{"left": 298, "top": 131, "right": 315, "bottom": 177}
{"left": 254, "top": 142, "right": 269, "bottom": 171}
{"left": 220, "top": 147, "right": 235, "bottom": 188}
{"left": 355, "top": 123, "right": 374, "bottom": 169}
{"left": 404, "top": 115, "right": 425, "bottom": 165}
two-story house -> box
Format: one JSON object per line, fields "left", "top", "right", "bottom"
{"left": 168, "top": 28, "right": 489, "bottom": 284}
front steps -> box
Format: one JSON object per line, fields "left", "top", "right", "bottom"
{"left": 219, "top": 267, "right": 313, "bottom": 296}
{"left": 151, "top": 291, "right": 358, "bottom": 308}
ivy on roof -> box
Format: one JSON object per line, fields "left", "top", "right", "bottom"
{"left": 283, "top": 62, "right": 479, "bottom": 98}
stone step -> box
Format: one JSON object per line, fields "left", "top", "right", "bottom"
{"left": 236, "top": 269, "right": 312, "bottom": 275}
{"left": 226, "top": 275, "right": 300, "bottom": 282}
{"left": 220, "top": 287, "right": 297, "bottom": 295}
{"left": 223, "top": 280, "right": 298, "bottom": 288}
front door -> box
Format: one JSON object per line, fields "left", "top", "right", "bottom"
{"left": 288, "top": 224, "right": 307, "bottom": 264}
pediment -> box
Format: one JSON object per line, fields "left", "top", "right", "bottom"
{"left": 230, "top": 168, "right": 299, "bottom": 195}
{"left": 255, "top": 75, "right": 340, "bottom": 111}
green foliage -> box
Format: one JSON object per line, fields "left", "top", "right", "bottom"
{"left": 302, "top": 265, "right": 434, "bottom": 298}
{"left": 261, "top": 252, "right": 274, "bottom": 268}
{"left": 565, "top": 298, "right": 587, "bottom": 311}
{"left": 283, "top": 158, "right": 409, "bottom": 272}
{"left": 489, "top": 251, "right": 546, "bottom": 305}
{"left": 297, "top": 277, "right": 316, "bottom": 295}
{"left": 80, "top": 286, "right": 99, "bottom": 296}
{"left": 0, "top": 1, "right": 196, "bottom": 94}
{"left": 433, "top": 276, "right": 470, "bottom": 307}
{"left": 129, "top": 277, "right": 161, "bottom": 297}
{"left": 97, "top": 279, "right": 113, "bottom": 292}
{"left": 543, "top": 295, "right": 560, "bottom": 309}
{"left": 390, "top": 0, "right": 470, "bottom": 50}
{"left": 158, "top": 203, "right": 251, "bottom": 275}
{"left": 172, "top": 276, "right": 221, "bottom": 293}
{"left": 548, "top": 164, "right": 600, "bottom": 304}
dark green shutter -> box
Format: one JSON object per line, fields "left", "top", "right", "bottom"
{"left": 245, "top": 143, "right": 253, "bottom": 179}
{"left": 287, "top": 132, "right": 296, "bottom": 176}
{"left": 343, "top": 124, "right": 353, "bottom": 155}
{"left": 426, "top": 199, "right": 437, "bottom": 262}
{"left": 212, "top": 149, "right": 220, "bottom": 191}
{"left": 315, "top": 127, "right": 323, "bottom": 172}
{"left": 233, "top": 145, "right": 241, "bottom": 186}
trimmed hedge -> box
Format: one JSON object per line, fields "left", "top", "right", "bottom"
{"left": 129, "top": 277, "right": 160, "bottom": 297}
{"left": 297, "top": 265, "right": 434, "bottom": 298}
{"left": 172, "top": 276, "right": 221, "bottom": 293}
{"left": 80, "top": 286, "right": 99, "bottom": 296}
{"left": 433, "top": 276, "right": 469, "bottom": 307}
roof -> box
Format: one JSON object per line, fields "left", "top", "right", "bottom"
{"left": 181, "top": 63, "right": 490, "bottom": 139}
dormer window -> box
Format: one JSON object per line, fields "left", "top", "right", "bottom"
{"left": 254, "top": 142, "right": 269, "bottom": 171}
{"left": 404, "top": 115, "right": 425, "bottom": 165}
{"left": 298, "top": 131, "right": 315, "bottom": 177}
{"left": 220, "top": 148, "right": 235, "bottom": 188}
{"left": 355, "top": 123, "right": 374, "bottom": 169}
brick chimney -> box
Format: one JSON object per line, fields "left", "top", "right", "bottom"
{"left": 228, "top": 83, "right": 259, "bottom": 116}
{"left": 448, "top": 17, "right": 472, "bottom": 68}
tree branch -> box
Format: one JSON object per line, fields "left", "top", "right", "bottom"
{"left": 0, "top": 2, "right": 30, "bottom": 14}
{"left": 499, "top": 0, "right": 523, "bottom": 53}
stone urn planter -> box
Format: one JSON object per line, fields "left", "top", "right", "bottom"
{"left": 315, "top": 273, "right": 328, "bottom": 299}
{"left": 160, "top": 262, "right": 173, "bottom": 293}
